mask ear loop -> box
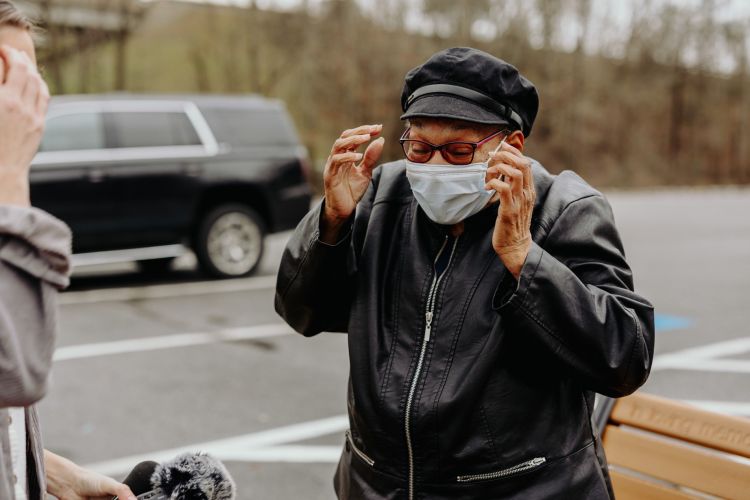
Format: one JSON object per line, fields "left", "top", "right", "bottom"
{"left": 491, "top": 136, "right": 508, "bottom": 183}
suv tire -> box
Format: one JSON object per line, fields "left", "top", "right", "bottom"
{"left": 194, "top": 204, "right": 266, "bottom": 278}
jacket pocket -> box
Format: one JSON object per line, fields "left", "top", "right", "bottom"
{"left": 456, "top": 456, "right": 546, "bottom": 483}
{"left": 345, "top": 430, "right": 375, "bottom": 467}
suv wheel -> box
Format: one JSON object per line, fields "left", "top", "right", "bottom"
{"left": 194, "top": 204, "right": 265, "bottom": 278}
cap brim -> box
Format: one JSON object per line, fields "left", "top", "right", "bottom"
{"left": 400, "top": 94, "right": 511, "bottom": 126}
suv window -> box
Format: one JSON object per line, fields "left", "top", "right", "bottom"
{"left": 40, "top": 112, "right": 105, "bottom": 152}
{"left": 200, "top": 108, "right": 298, "bottom": 147}
{"left": 106, "top": 111, "right": 202, "bottom": 148}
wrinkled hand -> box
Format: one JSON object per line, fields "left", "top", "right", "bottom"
{"left": 485, "top": 142, "right": 536, "bottom": 280}
{"left": 0, "top": 45, "right": 49, "bottom": 206}
{"left": 320, "top": 124, "right": 385, "bottom": 243}
{"left": 45, "top": 451, "right": 136, "bottom": 500}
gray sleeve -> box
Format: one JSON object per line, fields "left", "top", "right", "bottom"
{"left": 0, "top": 206, "right": 72, "bottom": 407}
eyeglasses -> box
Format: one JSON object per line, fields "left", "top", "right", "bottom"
{"left": 399, "top": 127, "right": 508, "bottom": 165}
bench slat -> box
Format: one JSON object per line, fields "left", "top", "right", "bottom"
{"left": 611, "top": 392, "right": 750, "bottom": 458}
{"left": 603, "top": 425, "right": 750, "bottom": 499}
{"left": 609, "top": 470, "right": 698, "bottom": 500}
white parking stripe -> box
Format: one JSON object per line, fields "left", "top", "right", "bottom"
{"left": 654, "top": 337, "right": 750, "bottom": 363}
{"left": 60, "top": 275, "right": 277, "bottom": 305}
{"left": 83, "top": 415, "right": 349, "bottom": 476}
{"left": 652, "top": 336, "right": 750, "bottom": 373}
{"left": 54, "top": 324, "right": 294, "bottom": 361}
{"left": 83, "top": 397, "right": 750, "bottom": 477}
{"left": 217, "top": 445, "right": 342, "bottom": 463}
{"left": 655, "top": 359, "right": 750, "bottom": 374}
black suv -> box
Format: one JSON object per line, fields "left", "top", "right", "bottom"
{"left": 30, "top": 94, "right": 312, "bottom": 278}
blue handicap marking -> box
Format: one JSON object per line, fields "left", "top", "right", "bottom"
{"left": 654, "top": 314, "right": 692, "bottom": 332}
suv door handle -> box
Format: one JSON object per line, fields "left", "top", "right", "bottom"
{"left": 88, "top": 167, "right": 105, "bottom": 183}
{"left": 184, "top": 164, "right": 202, "bottom": 177}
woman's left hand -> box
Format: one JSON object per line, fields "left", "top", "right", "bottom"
{"left": 484, "top": 142, "right": 536, "bottom": 280}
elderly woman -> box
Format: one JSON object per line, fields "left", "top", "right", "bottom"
{"left": 0, "top": 2, "right": 135, "bottom": 499}
{"left": 276, "top": 47, "right": 654, "bottom": 499}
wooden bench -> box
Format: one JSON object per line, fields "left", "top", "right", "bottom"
{"left": 594, "top": 392, "right": 750, "bottom": 500}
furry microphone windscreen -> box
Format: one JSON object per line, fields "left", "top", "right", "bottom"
{"left": 151, "top": 452, "right": 236, "bottom": 500}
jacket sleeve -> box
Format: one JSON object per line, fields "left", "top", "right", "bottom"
{"left": 274, "top": 198, "right": 356, "bottom": 336}
{"left": 493, "top": 194, "right": 654, "bottom": 397}
{"left": 0, "top": 206, "right": 72, "bottom": 407}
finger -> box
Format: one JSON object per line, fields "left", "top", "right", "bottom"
{"left": 491, "top": 150, "right": 526, "bottom": 168}
{"left": 485, "top": 165, "right": 508, "bottom": 184}
{"left": 329, "top": 152, "right": 363, "bottom": 167}
{"left": 112, "top": 484, "right": 137, "bottom": 500}
{"left": 493, "top": 150, "right": 533, "bottom": 192}
{"left": 487, "top": 179, "right": 514, "bottom": 220}
{"left": 494, "top": 140, "right": 522, "bottom": 157}
{"left": 2, "top": 47, "right": 30, "bottom": 95}
{"left": 327, "top": 151, "right": 363, "bottom": 176}
{"left": 495, "top": 164, "right": 524, "bottom": 197}
{"left": 95, "top": 477, "right": 136, "bottom": 500}
{"left": 36, "top": 77, "right": 50, "bottom": 116}
{"left": 332, "top": 134, "right": 372, "bottom": 154}
{"left": 358, "top": 137, "right": 385, "bottom": 175}
{"left": 522, "top": 160, "right": 534, "bottom": 193}
{"left": 485, "top": 165, "right": 501, "bottom": 183}
{"left": 21, "top": 69, "right": 40, "bottom": 107}
{"left": 341, "top": 124, "right": 382, "bottom": 139}
{"left": 505, "top": 155, "right": 533, "bottom": 193}
{"left": 485, "top": 178, "right": 512, "bottom": 206}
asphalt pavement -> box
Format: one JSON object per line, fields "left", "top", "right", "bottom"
{"left": 38, "top": 187, "right": 750, "bottom": 499}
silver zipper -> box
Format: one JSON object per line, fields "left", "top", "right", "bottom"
{"left": 456, "top": 457, "right": 547, "bottom": 483}
{"left": 345, "top": 430, "right": 375, "bottom": 467}
{"left": 405, "top": 235, "right": 460, "bottom": 500}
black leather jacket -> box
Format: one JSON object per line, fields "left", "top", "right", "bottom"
{"left": 275, "top": 160, "right": 655, "bottom": 499}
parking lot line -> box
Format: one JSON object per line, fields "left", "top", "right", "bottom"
{"left": 652, "top": 336, "right": 750, "bottom": 373}
{"left": 81, "top": 398, "right": 750, "bottom": 478}
{"left": 59, "top": 275, "right": 278, "bottom": 305}
{"left": 53, "top": 323, "right": 294, "bottom": 361}
{"left": 83, "top": 414, "right": 349, "bottom": 476}
{"left": 52, "top": 311, "right": 699, "bottom": 363}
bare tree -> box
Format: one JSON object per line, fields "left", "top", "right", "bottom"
{"left": 31, "top": 0, "right": 749, "bottom": 188}
{"left": 535, "top": 0, "right": 562, "bottom": 50}
{"left": 422, "top": 0, "right": 491, "bottom": 42}
{"left": 723, "top": 19, "right": 750, "bottom": 183}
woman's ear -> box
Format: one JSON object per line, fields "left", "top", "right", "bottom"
{"left": 507, "top": 130, "right": 525, "bottom": 152}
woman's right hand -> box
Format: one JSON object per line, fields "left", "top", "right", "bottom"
{"left": 0, "top": 45, "right": 49, "bottom": 206}
{"left": 320, "top": 124, "right": 384, "bottom": 243}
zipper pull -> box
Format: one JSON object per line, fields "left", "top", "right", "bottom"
{"left": 425, "top": 311, "right": 433, "bottom": 341}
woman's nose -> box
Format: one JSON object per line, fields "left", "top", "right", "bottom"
{"left": 427, "top": 150, "right": 449, "bottom": 165}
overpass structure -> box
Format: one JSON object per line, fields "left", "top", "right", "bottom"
{"left": 15, "top": 0, "right": 143, "bottom": 32}
{"left": 15, "top": 0, "right": 146, "bottom": 90}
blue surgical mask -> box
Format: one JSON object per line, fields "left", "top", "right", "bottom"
{"left": 405, "top": 138, "right": 505, "bottom": 225}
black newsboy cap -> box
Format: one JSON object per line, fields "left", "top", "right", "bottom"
{"left": 400, "top": 47, "right": 539, "bottom": 137}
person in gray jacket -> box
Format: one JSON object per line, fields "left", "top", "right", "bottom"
{"left": 0, "top": 2, "right": 136, "bottom": 499}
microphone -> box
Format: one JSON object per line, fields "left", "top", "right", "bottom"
{"left": 116, "top": 452, "right": 236, "bottom": 500}
{"left": 120, "top": 461, "right": 159, "bottom": 499}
